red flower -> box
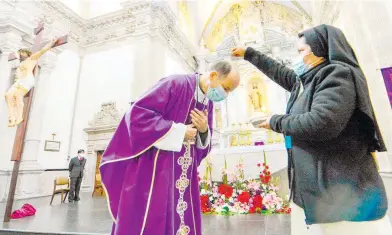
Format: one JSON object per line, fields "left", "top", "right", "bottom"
{"left": 257, "top": 163, "right": 261, "bottom": 167}
{"left": 252, "top": 195, "right": 263, "bottom": 209}
{"left": 249, "top": 195, "right": 263, "bottom": 214}
{"left": 200, "top": 195, "right": 210, "bottom": 213}
{"left": 266, "top": 166, "right": 269, "bottom": 170}
{"left": 261, "top": 175, "right": 271, "bottom": 184}
{"left": 218, "top": 184, "right": 233, "bottom": 198}
{"left": 237, "top": 191, "right": 251, "bottom": 204}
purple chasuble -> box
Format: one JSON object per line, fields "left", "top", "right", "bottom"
{"left": 100, "top": 74, "right": 214, "bottom": 235}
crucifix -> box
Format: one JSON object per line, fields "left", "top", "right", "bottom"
{"left": 3, "top": 22, "right": 68, "bottom": 222}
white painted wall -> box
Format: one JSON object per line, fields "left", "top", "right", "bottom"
{"left": 69, "top": 44, "right": 136, "bottom": 159}
{"left": 37, "top": 50, "right": 81, "bottom": 169}
{"left": 164, "top": 46, "right": 191, "bottom": 76}
{"left": 66, "top": 39, "right": 191, "bottom": 168}
{"left": 58, "top": 0, "right": 81, "bottom": 15}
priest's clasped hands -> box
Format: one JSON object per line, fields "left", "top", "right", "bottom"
{"left": 184, "top": 109, "right": 208, "bottom": 142}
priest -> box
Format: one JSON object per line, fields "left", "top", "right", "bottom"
{"left": 100, "top": 61, "right": 240, "bottom": 235}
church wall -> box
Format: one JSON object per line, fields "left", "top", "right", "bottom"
{"left": 0, "top": 55, "right": 17, "bottom": 171}
{"left": 67, "top": 37, "right": 192, "bottom": 192}
{"left": 0, "top": 50, "right": 81, "bottom": 202}
{"left": 70, "top": 44, "right": 136, "bottom": 161}
{"left": 164, "top": 44, "right": 192, "bottom": 76}
{"left": 334, "top": 0, "right": 392, "bottom": 171}
{"left": 37, "top": 50, "right": 81, "bottom": 169}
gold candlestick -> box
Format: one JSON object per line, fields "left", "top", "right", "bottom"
{"left": 267, "top": 130, "right": 274, "bottom": 144}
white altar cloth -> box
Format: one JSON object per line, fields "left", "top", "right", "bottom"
{"left": 198, "top": 144, "right": 287, "bottom": 182}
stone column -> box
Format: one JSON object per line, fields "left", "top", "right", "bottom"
{"left": 21, "top": 53, "right": 58, "bottom": 170}
{"left": 195, "top": 40, "right": 210, "bottom": 73}
{"left": 0, "top": 32, "right": 23, "bottom": 201}
{"left": 130, "top": 36, "right": 166, "bottom": 100}
{"left": 0, "top": 32, "right": 23, "bottom": 171}
{"left": 311, "top": 0, "right": 341, "bottom": 26}
{"left": 79, "top": 0, "right": 91, "bottom": 19}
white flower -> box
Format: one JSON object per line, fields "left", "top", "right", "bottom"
{"left": 238, "top": 190, "right": 243, "bottom": 194}
{"left": 213, "top": 193, "right": 218, "bottom": 198}
{"left": 221, "top": 195, "right": 226, "bottom": 200}
{"left": 201, "top": 189, "right": 206, "bottom": 195}
{"left": 229, "top": 197, "right": 234, "bottom": 203}
{"left": 209, "top": 196, "right": 214, "bottom": 201}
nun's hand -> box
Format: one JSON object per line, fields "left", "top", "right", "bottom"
{"left": 258, "top": 116, "right": 272, "bottom": 130}
{"left": 231, "top": 47, "right": 246, "bottom": 58}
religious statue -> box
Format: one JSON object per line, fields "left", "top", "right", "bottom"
{"left": 5, "top": 38, "right": 57, "bottom": 127}
{"left": 249, "top": 81, "right": 263, "bottom": 112}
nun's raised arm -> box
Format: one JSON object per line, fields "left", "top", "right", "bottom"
{"left": 244, "top": 47, "right": 297, "bottom": 92}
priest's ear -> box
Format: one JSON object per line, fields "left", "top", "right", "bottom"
{"left": 209, "top": 71, "right": 219, "bottom": 81}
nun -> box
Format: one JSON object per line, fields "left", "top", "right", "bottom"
{"left": 232, "top": 24, "right": 391, "bottom": 234}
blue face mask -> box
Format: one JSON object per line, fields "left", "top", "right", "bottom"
{"left": 292, "top": 55, "right": 310, "bottom": 77}
{"left": 206, "top": 84, "right": 228, "bottom": 102}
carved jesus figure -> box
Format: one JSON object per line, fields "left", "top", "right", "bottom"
{"left": 5, "top": 39, "right": 57, "bottom": 127}
{"left": 249, "top": 82, "right": 263, "bottom": 112}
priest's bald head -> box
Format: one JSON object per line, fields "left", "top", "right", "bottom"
{"left": 200, "top": 60, "right": 240, "bottom": 102}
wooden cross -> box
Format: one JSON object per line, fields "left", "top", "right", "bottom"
{"left": 3, "top": 23, "right": 68, "bottom": 222}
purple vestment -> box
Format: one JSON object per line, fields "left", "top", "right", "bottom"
{"left": 100, "top": 74, "right": 214, "bottom": 235}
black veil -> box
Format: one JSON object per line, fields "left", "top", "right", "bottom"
{"left": 299, "top": 24, "right": 386, "bottom": 152}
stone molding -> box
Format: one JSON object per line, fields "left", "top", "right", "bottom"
{"left": 200, "top": 28, "right": 297, "bottom": 65}
{"left": 84, "top": 102, "right": 122, "bottom": 154}
{"left": 86, "top": 102, "right": 122, "bottom": 129}
{"left": 0, "top": 0, "right": 196, "bottom": 71}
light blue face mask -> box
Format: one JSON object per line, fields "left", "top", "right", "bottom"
{"left": 206, "top": 84, "right": 228, "bottom": 102}
{"left": 292, "top": 55, "right": 310, "bottom": 77}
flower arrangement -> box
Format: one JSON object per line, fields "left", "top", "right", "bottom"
{"left": 199, "top": 152, "right": 291, "bottom": 215}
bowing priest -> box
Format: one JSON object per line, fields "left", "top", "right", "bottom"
{"left": 100, "top": 60, "right": 240, "bottom": 235}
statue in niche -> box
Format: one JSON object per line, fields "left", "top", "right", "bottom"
{"left": 247, "top": 76, "right": 268, "bottom": 124}
{"left": 249, "top": 81, "right": 263, "bottom": 113}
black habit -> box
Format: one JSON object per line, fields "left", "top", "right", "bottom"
{"left": 244, "top": 24, "right": 388, "bottom": 225}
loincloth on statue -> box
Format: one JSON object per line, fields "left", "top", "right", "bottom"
{"left": 13, "top": 73, "right": 35, "bottom": 93}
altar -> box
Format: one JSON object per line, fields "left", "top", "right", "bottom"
{"left": 198, "top": 144, "right": 287, "bottom": 182}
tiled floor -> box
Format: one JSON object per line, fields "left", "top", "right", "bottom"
{"left": 0, "top": 192, "right": 289, "bottom": 235}
{"left": 0, "top": 175, "right": 391, "bottom": 235}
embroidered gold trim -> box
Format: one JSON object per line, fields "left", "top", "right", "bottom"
{"left": 100, "top": 123, "right": 174, "bottom": 224}
{"left": 175, "top": 142, "right": 192, "bottom": 235}
{"left": 189, "top": 151, "right": 197, "bottom": 235}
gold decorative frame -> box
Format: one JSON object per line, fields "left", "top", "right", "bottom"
{"left": 44, "top": 140, "right": 61, "bottom": 152}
